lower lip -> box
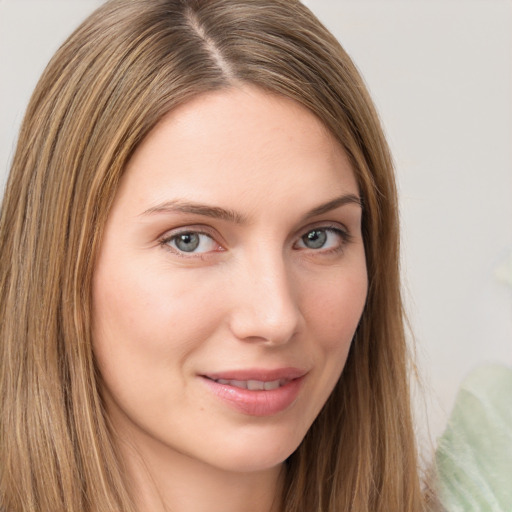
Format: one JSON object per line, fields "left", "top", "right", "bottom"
{"left": 201, "top": 376, "right": 304, "bottom": 416}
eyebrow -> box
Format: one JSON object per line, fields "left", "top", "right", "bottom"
{"left": 304, "top": 193, "right": 362, "bottom": 218}
{"left": 140, "top": 200, "right": 246, "bottom": 223}
{"left": 139, "top": 193, "right": 362, "bottom": 224}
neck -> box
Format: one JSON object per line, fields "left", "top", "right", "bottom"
{"left": 118, "top": 435, "right": 285, "bottom": 512}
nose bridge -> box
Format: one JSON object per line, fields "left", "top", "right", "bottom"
{"left": 228, "top": 247, "right": 301, "bottom": 345}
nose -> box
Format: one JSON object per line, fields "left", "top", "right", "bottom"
{"left": 227, "top": 252, "right": 303, "bottom": 346}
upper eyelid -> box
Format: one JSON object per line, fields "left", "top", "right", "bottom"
{"left": 295, "top": 226, "right": 351, "bottom": 244}
{"left": 159, "top": 230, "right": 224, "bottom": 259}
{"left": 157, "top": 222, "right": 352, "bottom": 249}
{"left": 159, "top": 225, "right": 220, "bottom": 242}
{"left": 295, "top": 221, "right": 351, "bottom": 239}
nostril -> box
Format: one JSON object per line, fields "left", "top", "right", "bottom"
{"left": 228, "top": 303, "right": 301, "bottom": 345}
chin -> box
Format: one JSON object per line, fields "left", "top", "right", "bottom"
{"left": 202, "top": 423, "right": 306, "bottom": 474}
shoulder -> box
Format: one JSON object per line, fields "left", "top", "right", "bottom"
{"left": 435, "top": 364, "right": 512, "bottom": 511}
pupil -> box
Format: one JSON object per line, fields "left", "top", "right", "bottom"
{"left": 176, "top": 233, "right": 200, "bottom": 252}
{"left": 304, "top": 229, "right": 326, "bottom": 249}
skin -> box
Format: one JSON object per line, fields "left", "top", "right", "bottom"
{"left": 92, "top": 85, "right": 368, "bottom": 512}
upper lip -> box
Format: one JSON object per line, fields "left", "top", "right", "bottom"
{"left": 202, "top": 367, "right": 307, "bottom": 382}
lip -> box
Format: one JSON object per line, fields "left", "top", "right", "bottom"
{"left": 200, "top": 367, "right": 307, "bottom": 417}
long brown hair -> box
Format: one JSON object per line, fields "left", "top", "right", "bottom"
{"left": 0, "top": 0, "right": 424, "bottom": 510}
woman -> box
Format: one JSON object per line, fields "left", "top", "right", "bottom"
{"left": 0, "top": 0, "right": 425, "bottom": 510}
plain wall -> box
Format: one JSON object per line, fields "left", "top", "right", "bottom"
{"left": 1, "top": 0, "right": 511, "bottom": 448}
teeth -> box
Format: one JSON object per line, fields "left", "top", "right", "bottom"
{"left": 264, "top": 380, "right": 281, "bottom": 390}
{"left": 214, "top": 378, "right": 286, "bottom": 390}
{"left": 247, "top": 380, "right": 264, "bottom": 390}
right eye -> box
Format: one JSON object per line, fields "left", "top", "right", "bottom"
{"left": 163, "top": 231, "right": 220, "bottom": 254}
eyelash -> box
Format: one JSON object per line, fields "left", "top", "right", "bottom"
{"left": 158, "top": 224, "right": 352, "bottom": 258}
{"left": 159, "top": 228, "right": 223, "bottom": 258}
{"left": 295, "top": 225, "right": 352, "bottom": 255}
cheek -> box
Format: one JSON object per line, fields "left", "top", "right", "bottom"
{"left": 91, "top": 263, "right": 215, "bottom": 404}
{"left": 304, "top": 265, "right": 367, "bottom": 349}
{"left": 288, "top": 264, "right": 367, "bottom": 436}
{"left": 90, "top": 258, "right": 227, "bottom": 423}
{"left": 93, "top": 256, "right": 221, "bottom": 347}
{"left": 302, "top": 265, "right": 367, "bottom": 389}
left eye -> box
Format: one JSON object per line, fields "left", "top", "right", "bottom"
{"left": 295, "top": 228, "right": 345, "bottom": 250}
{"left": 165, "top": 232, "right": 219, "bottom": 254}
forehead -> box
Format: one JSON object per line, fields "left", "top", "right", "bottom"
{"left": 114, "top": 85, "right": 358, "bottom": 219}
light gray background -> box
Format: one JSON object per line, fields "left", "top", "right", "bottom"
{"left": 1, "top": 0, "right": 511, "bottom": 449}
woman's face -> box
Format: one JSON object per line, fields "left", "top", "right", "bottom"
{"left": 92, "top": 86, "right": 367, "bottom": 474}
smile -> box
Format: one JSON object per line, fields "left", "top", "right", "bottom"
{"left": 201, "top": 368, "right": 306, "bottom": 416}
{"left": 211, "top": 378, "right": 288, "bottom": 391}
